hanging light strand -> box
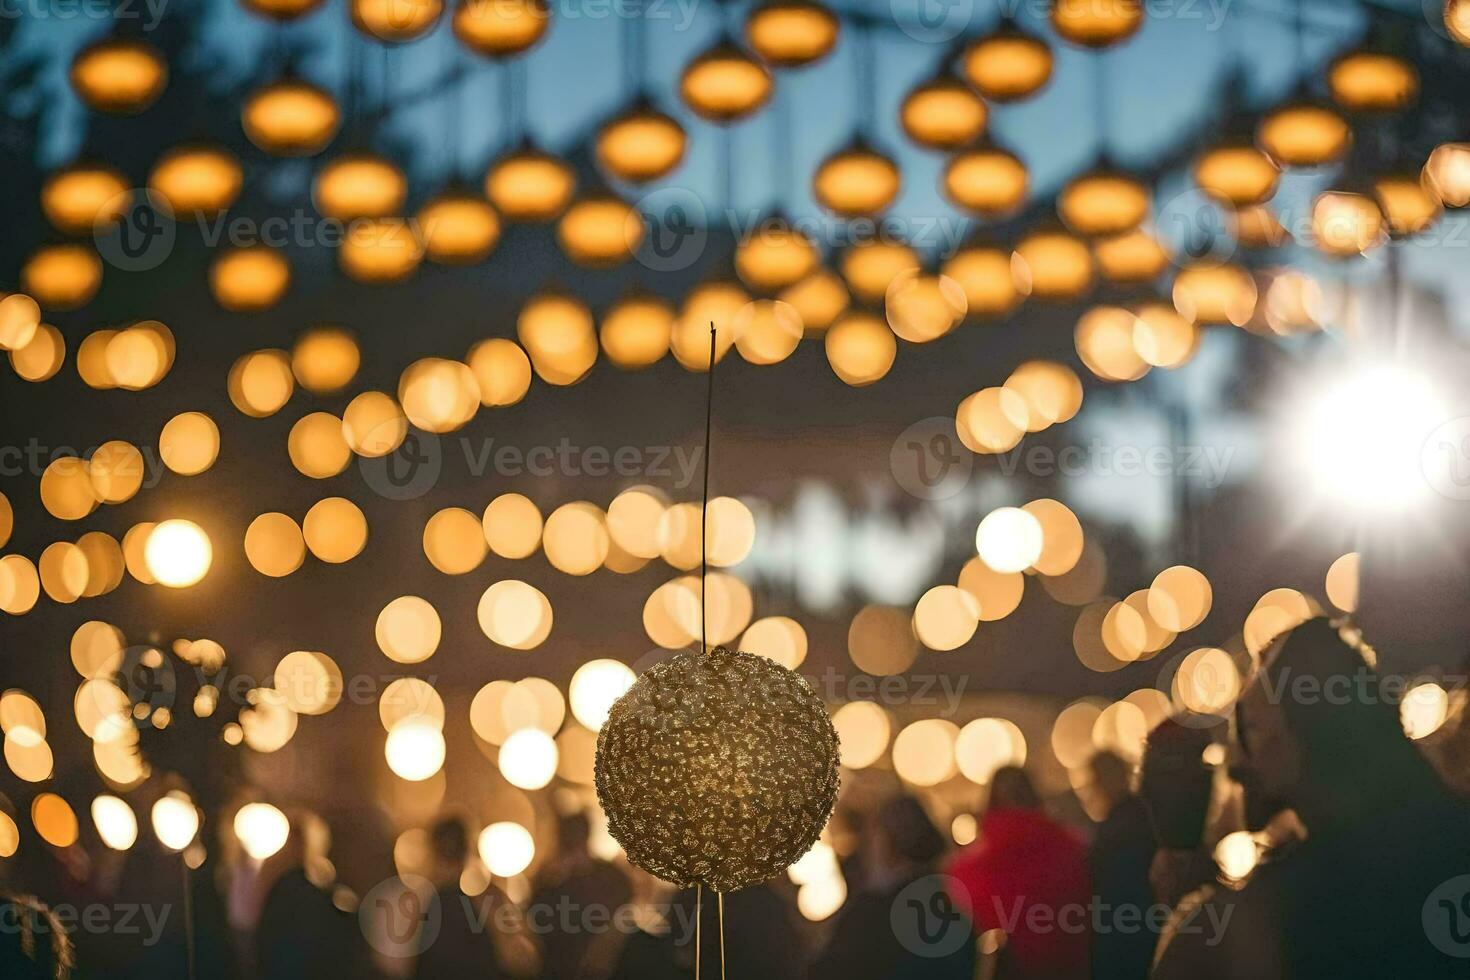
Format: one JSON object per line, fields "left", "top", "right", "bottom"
{"left": 701, "top": 322, "right": 716, "bottom": 653}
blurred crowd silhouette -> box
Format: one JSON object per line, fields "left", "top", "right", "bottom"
{"left": 5, "top": 617, "right": 1470, "bottom": 980}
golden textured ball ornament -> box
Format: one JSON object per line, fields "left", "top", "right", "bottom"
{"left": 596, "top": 103, "right": 687, "bottom": 183}
{"left": 744, "top": 0, "right": 840, "bottom": 68}
{"left": 485, "top": 144, "right": 577, "bottom": 220}
{"left": 243, "top": 77, "right": 341, "bottom": 157}
{"left": 899, "top": 73, "right": 988, "bottom": 151}
{"left": 813, "top": 140, "right": 901, "bottom": 218}
{"left": 1049, "top": 0, "right": 1144, "bottom": 48}
{"left": 943, "top": 141, "right": 1028, "bottom": 217}
{"left": 595, "top": 646, "right": 840, "bottom": 893}
{"left": 453, "top": 0, "right": 550, "bottom": 57}
{"left": 961, "top": 20, "right": 1052, "bottom": 102}
{"left": 1057, "top": 167, "right": 1151, "bottom": 237}
{"left": 351, "top": 0, "right": 443, "bottom": 42}
{"left": 70, "top": 38, "right": 168, "bottom": 114}
{"left": 680, "top": 41, "right": 774, "bottom": 122}
{"left": 1326, "top": 49, "right": 1417, "bottom": 114}
{"left": 41, "top": 162, "right": 130, "bottom": 235}
{"left": 418, "top": 187, "right": 502, "bottom": 263}
{"left": 1256, "top": 100, "right": 1351, "bottom": 168}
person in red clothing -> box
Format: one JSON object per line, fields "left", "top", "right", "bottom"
{"left": 945, "top": 767, "right": 1092, "bottom": 980}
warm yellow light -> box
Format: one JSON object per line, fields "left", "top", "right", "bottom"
{"left": 160, "top": 412, "right": 220, "bottom": 475}
{"left": 1327, "top": 50, "right": 1417, "bottom": 114}
{"left": 779, "top": 269, "right": 849, "bottom": 331}
{"left": 961, "top": 25, "right": 1053, "bottom": 101}
{"left": 840, "top": 240, "right": 918, "bottom": 303}
{"left": 956, "top": 718, "right": 1026, "bottom": 784}
{"left": 596, "top": 105, "right": 686, "bottom": 183}
{"left": 240, "top": 0, "right": 324, "bottom": 17}
{"left": 352, "top": 0, "right": 443, "bottom": 41}
{"left": 831, "top": 701, "right": 889, "bottom": 768}
{"left": 899, "top": 75, "right": 987, "bottom": 150}
{"left": 1075, "top": 305, "right": 1148, "bottom": 382}
{"left": 234, "top": 803, "right": 291, "bottom": 860}
{"left": 569, "top": 659, "right": 636, "bottom": 731}
{"left": 518, "top": 291, "right": 598, "bottom": 384}
{"left": 1094, "top": 228, "right": 1170, "bottom": 284}
{"left": 975, "top": 507, "right": 1044, "bottom": 573}
{"left": 557, "top": 195, "right": 641, "bottom": 267}
{"left": 1372, "top": 174, "right": 1441, "bottom": 238}
{"left": 679, "top": 42, "right": 773, "bottom": 122}
{"left": 22, "top": 245, "right": 102, "bottom": 311}
{"left": 9, "top": 324, "right": 66, "bottom": 382}
{"left": 1257, "top": 102, "right": 1351, "bottom": 168}
{"left": 315, "top": 153, "right": 406, "bottom": 220}
{"left": 246, "top": 512, "right": 306, "bottom": 578}
{"left": 151, "top": 792, "right": 200, "bottom": 851}
{"left": 453, "top": 0, "right": 549, "bottom": 57}
{"left": 485, "top": 146, "right": 576, "bottom": 221}
{"left": 744, "top": 0, "right": 839, "bottom": 67}
{"left": 824, "top": 312, "right": 896, "bottom": 386}
{"left": 1214, "top": 831, "right": 1258, "bottom": 882}
{"left": 70, "top": 38, "right": 167, "bottom": 114}
{"left": 498, "top": 727, "right": 558, "bottom": 789}
{"left": 91, "top": 795, "right": 138, "bottom": 850}
{"left": 149, "top": 144, "right": 243, "bottom": 218}
{"left": 339, "top": 218, "right": 424, "bottom": 283}
{"left": 210, "top": 246, "right": 291, "bottom": 312}
{"left": 243, "top": 78, "right": 340, "bottom": 156}
{"left": 814, "top": 143, "right": 901, "bottom": 218}
{"left": 672, "top": 281, "right": 748, "bottom": 369}
{"left": 384, "top": 720, "right": 446, "bottom": 781}
{"left": 477, "top": 580, "right": 553, "bottom": 649}
{"left": 1311, "top": 190, "right": 1384, "bottom": 257}
{"left": 478, "top": 821, "right": 536, "bottom": 877}
{"left": 913, "top": 585, "right": 980, "bottom": 651}
{"left": 1449, "top": 0, "right": 1470, "bottom": 44}
{"left": 1147, "top": 565, "right": 1212, "bottom": 632}
{"left": 293, "top": 326, "right": 360, "bottom": 394}
{"left": 735, "top": 221, "right": 820, "bottom": 291}
{"left": 1058, "top": 169, "right": 1150, "bottom": 237}
{"left": 733, "top": 299, "right": 803, "bottom": 365}
{"left": 892, "top": 719, "right": 958, "bottom": 786}
{"left": 42, "top": 163, "right": 129, "bottom": 234}
{"left": 1423, "top": 143, "right": 1470, "bottom": 209}
{"left": 1050, "top": 0, "right": 1144, "bottom": 48}
{"left": 1193, "top": 144, "right": 1280, "bottom": 207}
{"left": 1011, "top": 229, "right": 1093, "bottom": 300}
{"left": 943, "top": 245, "right": 1020, "bottom": 317}
{"left": 600, "top": 294, "right": 673, "bottom": 369}
{"left": 419, "top": 190, "right": 501, "bottom": 264}
{"left": 144, "top": 520, "right": 212, "bottom": 588}
{"left": 1172, "top": 262, "right": 1257, "bottom": 325}
{"left": 1402, "top": 682, "right": 1450, "bottom": 740}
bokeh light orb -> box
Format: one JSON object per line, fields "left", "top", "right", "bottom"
{"left": 478, "top": 822, "right": 536, "bottom": 878}
{"left": 314, "top": 153, "right": 407, "bottom": 221}
{"left": 42, "top": 162, "right": 129, "bottom": 235}
{"left": 485, "top": 146, "right": 576, "bottom": 221}
{"left": 961, "top": 24, "right": 1053, "bottom": 102}
{"left": 814, "top": 143, "right": 901, "bottom": 218}
{"left": 1257, "top": 102, "right": 1351, "bottom": 168}
{"left": 419, "top": 190, "right": 501, "bottom": 264}
{"left": 243, "top": 77, "right": 340, "bottom": 156}
{"left": 596, "top": 104, "right": 686, "bottom": 183}
{"left": 70, "top": 38, "right": 167, "bottom": 114}
{"left": 745, "top": 0, "right": 839, "bottom": 67}
{"left": 210, "top": 246, "right": 291, "bottom": 312}
{"left": 149, "top": 144, "right": 243, "bottom": 218}
{"left": 1327, "top": 50, "right": 1417, "bottom": 114}
{"left": 975, "top": 507, "right": 1043, "bottom": 573}
{"left": 143, "top": 520, "right": 212, "bottom": 587}
{"left": 557, "top": 195, "right": 642, "bottom": 267}
{"left": 234, "top": 803, "right": 291, "bottom": 860}
{"left": 824, "top": 312, "right": 896, "bottom": 386}
{"left": 453, "top": 0, "right": 550, "bottom": 57}
{"left": 680, "top": 42, "right": 773, "bottom": 122}
{"left": 899, "top": 75, "right": 987, "bottom": 150}
{"left": 1193, "top": 143, "right": 1280, "bottom": 207}
{"left": 499, "top": 727, "right": 558, "bottom": 789}
{"left": 1050, "top": 0, "right": 1144, "bottom": 48}
{"left": 22, "top": 245, "right": 102, "bottom": 311}
{"left": 352, "top": 0, "right": 443, "bottom": 42}
{"left": 1058, "top": 169, "right": 1150, "bottom": 237}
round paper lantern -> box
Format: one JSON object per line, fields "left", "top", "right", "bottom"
{"left": 744, "top": 0, "right": 839, "bottom": 68}
{"left": 813, "top": 141, "right": 900, "bottom": 218}
{"left": 210, "top": 245, "right": 291, "bottom": 312}
{"left": 1423, "top": 143, "right": 1470, "bottom": 209}
{"left": 1311, "top": 189, "right": 1384, "bottom": 257}
{"left": 351, "top": 0, "right": 443, "bottom": 41}
{"left": 557, "top": 194, "right": 641, "bottom": 267}
{"left": 943, "top": 142, "right": 1028, "bottom": 217}
{"left": 339, "top": 218, "right": 424, "bottom": 283}
{"left": 150, "top": 144, "right": 244, "bottom": 218}
{"left": 485, "top": 145, "right": 576, "bottom": 220}
{"left": 1094, "top": 228, "right": 1169, "bottom": 284}
{"left": 1372, "top": 173, "right": 1441, "bottom": 238}
{"left": 1193, "top": 143, "right": 1279, "bottom": 207}
{"left": 1257, "top": 101, "right": 1350, "bottom": 168}
{"left": 735, "top": 219, "right": 819, "bottom": 291}
{"left": 41, "top": 162, "right": 129, "bottom": 235}
{"left": 314, "top": 153, "right": 407, "bottom": 221}
{"left": 899, "top": 74, "right": 987, "bottom": 151}
{"left": 243, "top": 77, "right": 341, "bottom": 157}
{"left": 23, "top": 245, "right": 102, "bottom": 311}
{"left": 961, "top": 21, "right": 1053, "bottom": 102}
{"left": 1050, "top": 0, "right": 1144, "bottom": 48}
{"left": 595, "top": 647, "right": 840, "bottom": 893}
{"left": 240, "top": 0, "right": 325, "bottom": 19}
{"left": 418, "top": 188, "right": 501, "bottom": 264}
{"left": 680, "top": 41, "right": 773, "bottom": 122}
{"left": 70, "top": 38, "right": 167, "bottom": 114}
{"left": 1011, "top": 228, "right": 1094, "bottom": 301}
{"left": 453, "top": 0, "right": 549, "bottom": 57}
{"left": 1327, "top": 50, "right": 1417, "bottom": 114}
{"left": 1058, "top": 167, "right": 1150, "bottom": 237}
{"left": 596, "top": 103, "right": 686, "bottom": 183}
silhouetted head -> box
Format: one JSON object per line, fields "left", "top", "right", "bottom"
{"left": 556, "top": 811, "right": 591, "bottom": 858}
{"left": 429, "top": 816, "right": 470, "bottom": 880}
{"left": 1139, "top": 719, "right": 1215, "bottom": 850}
{"left": 1087, "top": 750, "right": 1134, "bottom": 814}
{"left": 988, "top": 766, "right": 1040, "bottom": 811}
{"left": 0, "top": 894, "right": 73, "bottom": 980}
{"left": 874, "top": 795, "right": 946, "bottom": 868}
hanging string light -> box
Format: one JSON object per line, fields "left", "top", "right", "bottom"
{"left": 943, "top": 140, "right": 1028, "bottom": 217}
{"left": 1310, "top": 188, "right": 1385, "bottom": 258}
{"left": 735, "top": 218, "right": 820, "bottom": 291}
{"left": 339, "top": 218, "right": 424, "bottom": 282}
{"left": 899, "top": 71, "right": 988, "bottom": 151}
{"left": 149, "top": 144, "right": 244, "bottom": 219}
{"left": 1049, "top": 0, "right": 1144, "bottom": 49}
{"left": 597, "top": 103, "right": 686, "bottom": 183}
{"left": 351, "top": 0, "right": 443, "bottom": 42}
{"left": 744, "top": 0, "right": 840, "bottom": 68}
{"left": 70, "top": 38, "right": 167, "bottom": 114}
{"left": 209, "top": 246, "right": 292, "bottom": 312}
{"left": 961, "top": 18, "right": 1053, "bottom": 102}
{"left": 1193, "top": 143, "right": 1280, "bottom": 207}
{"left": 22, "top": 245, "right": 103, "bottom": 311}
{"left": 814, "top": 139, "right": 900, "bottom": 217}
{"left": 41, "top": 162, "right": 130, "bottom": 235}
{"left": 242, "top": 76, "right": 341, "bottom": 157}
{"left": 1256, "top": 0, "right": 1350, "bottom": 168}
{"left": 558, "top": 193, "right": 642, "bottom": 267}
{"left": 1327, "top": 48, "right": 1418, "bottom": 114}
{"left": 1094, "top": 227, "right": 1170, "bottom": 284}
{"left": 1011, "top": 227, "right": 1095, "bottom": 302}
{"left": 943, "top": 243, "right": 1022, "bottom": 318}
{"left": 453, "top": 0, "right": 550, "bottom": 57}
{"left": 1372, "top": 173, "right": 1442, "bottom": 239}
{"left": 239, "top": 0, "right": 326, "bottom": 19}
{"left": 313, "top": 153, "right": 407, "bottom": 221}
{"left": 418, "top": 188, "right": 502, "bottom": 264}
{"left": 1448, "top": 0, "right": 1470, "bottom": 45}
{"left": 1423, "top": 143, "right": 1470, "bottom": 209}
{"left": 680, "top": 39, "right": 774, "bottom": 122}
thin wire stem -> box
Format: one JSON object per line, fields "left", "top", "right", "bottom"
{"left": 695, "top": 884, "right": 703, "bottom": 980}
{"left": 181, "top": 856, "right": 196, "bottom": 980}
{"left": 702, "top": 323, "right": 715, "bottom": 652}
{"left": 718, "top": 891, "right": 726, "bottom": 980}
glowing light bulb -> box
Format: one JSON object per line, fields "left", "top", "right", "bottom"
{"left": 151, "top": 792, "right": 200, "bottom": 851}
{"left": 975, "top": 507, "right": 1044, "bottom": 573}
{"left": 143, "top": 519, "right": 212, "bottom": 587}
{"left": 477, "top": 821, "right": 535, "bottom": 878}
{"left": 91, "top": 794, "right": 138, "bottom": 850}
{"left": 384, "top": 720, "right": 446, "bottom": 782}
{"left": 568, "top": 659, "right": 636, "bottom": 731}
{"left": 234, "top": 802, "right": 290, "bottom": 860}
{"left": 498, "top": 727, "right": 557, "bottom": 790}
